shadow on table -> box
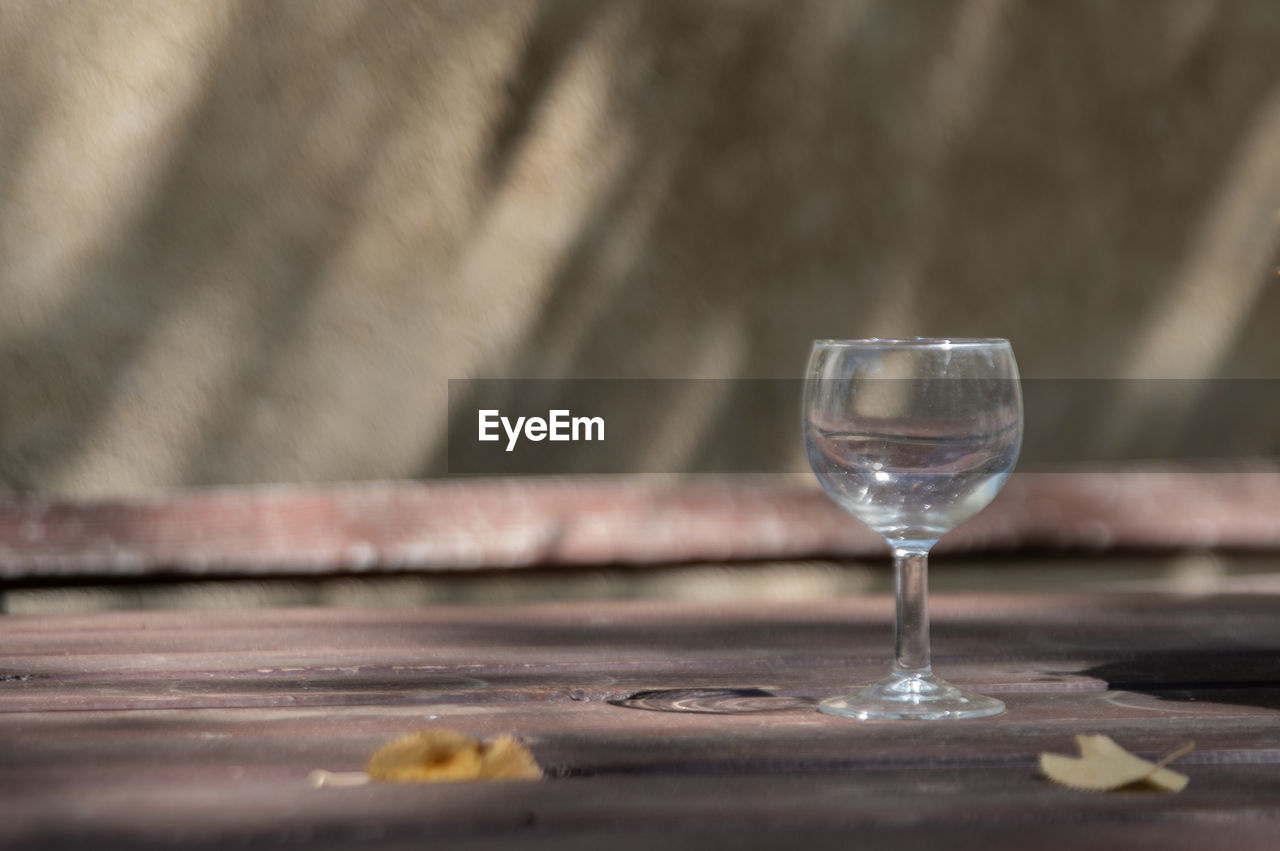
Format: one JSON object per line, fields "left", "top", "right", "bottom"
{"left": 1080, "top": 651, "right": 1280, "bottom": 712}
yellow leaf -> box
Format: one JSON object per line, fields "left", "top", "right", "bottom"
{"left": 476, "top": 734, "right": 546, "bottom": 781}
{"left": 1040, "top": 734, "right": 1191, "bottom": 792}
{"left": 366, "top": 729, "right": 542, "bottom": 783}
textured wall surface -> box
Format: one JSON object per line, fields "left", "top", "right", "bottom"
{"left": 2, "top": 0, "right": 1278, "bottom": 496}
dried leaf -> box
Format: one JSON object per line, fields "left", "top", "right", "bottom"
{"left": 365, "top": 729, "right": 542, "bottom": 783}
{"left": 475, "top": 735, "right": 545, "bottom": 780}
{"left": 1040, "top": 734, "right": 1191, "bottom": 792}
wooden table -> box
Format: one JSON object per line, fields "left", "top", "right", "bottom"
{"left": 5, "top": 590, "right": 1280, "bottom": 849}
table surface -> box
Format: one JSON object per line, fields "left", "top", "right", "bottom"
{"left": 4, "top": 590, "right": 1280, "bottom": 849}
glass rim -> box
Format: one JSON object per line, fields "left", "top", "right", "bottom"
{"left": 812, "top": 337, "right": 1011, "bottom": 348}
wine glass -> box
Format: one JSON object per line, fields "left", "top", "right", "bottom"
{"left": 803, "top": 338, "right": 1022, "bottom": 720}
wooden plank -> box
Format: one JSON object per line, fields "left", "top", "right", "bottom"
{"left": 2, "top": 697, "right": 1278, "bottom": 816}
{"left": 2, "top": 471, "right": 1279, "bottom": 580}
{"left": 5, "top": 592, "right": 1279, "bottom": 646}
{"left": 4, "top": 698, "right": 1279, "bottom": 780}
{"left": 6, "top": 769, "right": 1280, "bottom": 850}
{"left": 4, "top": 594, "right": 1280, "bottom": 713}
{"left": 3, "top": 713, "right": 1280, "bottom": 850}
{"left": 4, "top": 593, "right": 1277, "bottom": 665}
{"left": 3, "top": 596, "right": 1279, "bottom": 735}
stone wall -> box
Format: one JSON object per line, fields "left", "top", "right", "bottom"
{"left": 2, "top": 1, "right": 1278, "bottom": 496}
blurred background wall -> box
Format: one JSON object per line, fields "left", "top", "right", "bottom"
{"left": 1, "top": 0, "right": 1278, "bottom": 497}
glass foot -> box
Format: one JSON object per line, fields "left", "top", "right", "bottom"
{"left": 818, "top": 673, "right": 1005, "bottom": 720}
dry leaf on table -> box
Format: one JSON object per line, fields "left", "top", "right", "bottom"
{"left": 366, "top": 729, "right": 543, "bottom": 782}
{"left": 1039, "top": 734, "right": 1192, "bottom": 792}
{"left": 309, "top": 728, "right": 543, "bottom": 788}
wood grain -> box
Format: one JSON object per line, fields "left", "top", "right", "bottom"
{"left": 4, "top": 593, "right": 1280, "bottom": 847}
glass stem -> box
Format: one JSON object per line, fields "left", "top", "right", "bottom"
{"left": 892, "top": 546, "right": 932, "bottom": 678}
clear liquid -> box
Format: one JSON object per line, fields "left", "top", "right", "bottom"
{"left": 806, "top": 428, "right": 1019, "bottom": 546}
